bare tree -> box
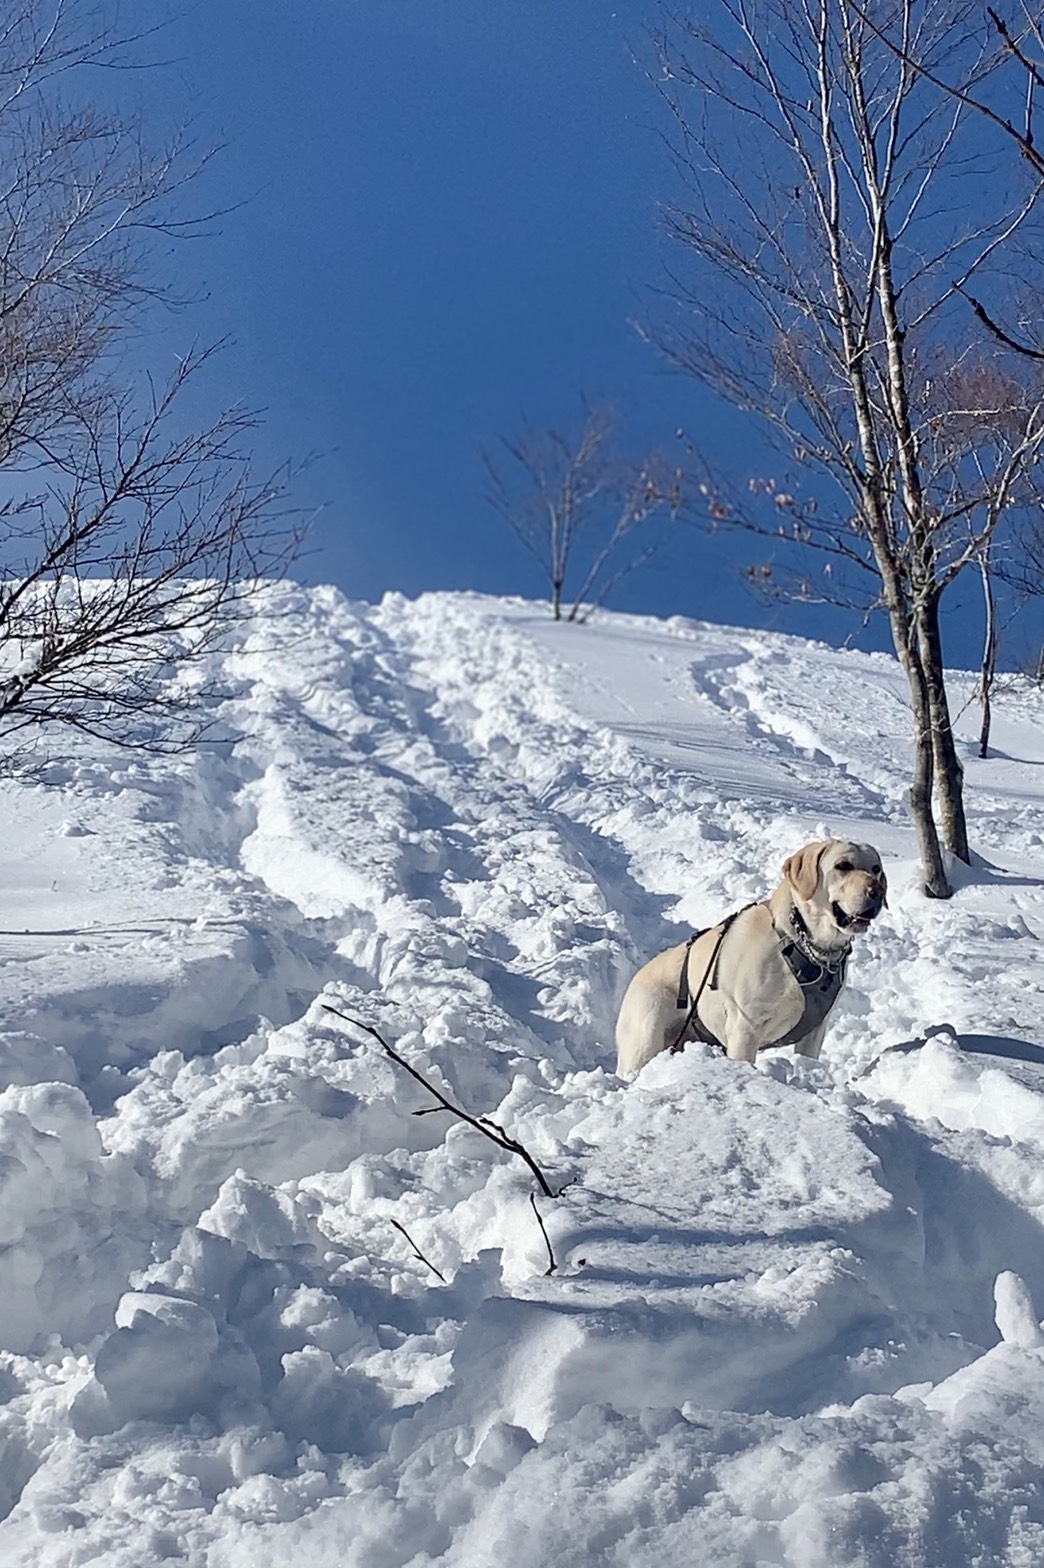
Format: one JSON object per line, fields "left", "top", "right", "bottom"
{"left": 651, "top": 0, "right": 1044, "bottom": 896}
{"left": 481, "top": 404, "right": 682, "bottom": 622}
{"left": 0, "top": 0, "right": 301, "bottom": 753}
{"left": 0, "top": 347, "right": 300, "bottom": 748}
{"left": 886, "top": 2, "right": 1044, "bottom": 746}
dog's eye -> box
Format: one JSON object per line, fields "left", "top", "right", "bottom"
{"left": 835, "top": 860, "right": 852, "bottom": 873}
{"left": 872, "top": 865, "right": 881, "bottom": 875}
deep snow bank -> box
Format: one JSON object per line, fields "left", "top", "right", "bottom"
{"left": 0, "top": 587, "right": 1043, "bottom": 1565}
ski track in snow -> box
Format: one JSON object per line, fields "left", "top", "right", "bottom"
{"left": 1, "top": 587, "right": 1044, "bottom": 1564}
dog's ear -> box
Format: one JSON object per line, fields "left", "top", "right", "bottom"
{"left": 782, "top": 841, "right": 830, "bottom": 903}
{"left": 879, "top": 866, "right": 889, "bottom": 909}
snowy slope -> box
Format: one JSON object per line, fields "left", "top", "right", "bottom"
{"left": 2, "top": 586, "right": 1044, "bottom": 1565}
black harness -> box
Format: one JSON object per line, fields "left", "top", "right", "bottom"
{"left": 670, "top": 903, "right": 849, "bottom": 1055}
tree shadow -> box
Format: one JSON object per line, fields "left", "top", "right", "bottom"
{"left": 958, "top": 1032, "right": 1044, "bottom": 1066}
{"left": 868, "top": 1024, "right": 1044, "bottom": 1069}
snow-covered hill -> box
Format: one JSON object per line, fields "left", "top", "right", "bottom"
{"left": 2, "top": 586, "right": 1044, "bottom": 1566}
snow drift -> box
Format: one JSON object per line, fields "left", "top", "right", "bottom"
{"left": 0, "top": 585, "right": 1043, "bottom": 1565}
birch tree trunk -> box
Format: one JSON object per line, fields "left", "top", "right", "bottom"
{"left": 978, "top": 554, "right": 997, "bottom": 761}
{"left": 915, "top": 593, "right": 970, "bottom": 861}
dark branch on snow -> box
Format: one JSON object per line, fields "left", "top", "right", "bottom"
{"left": 388, "top": 1217, "right": 447, "bottom": 1284}
{"left": 321, "top": 1003, "right": 557, "bottom": 1198}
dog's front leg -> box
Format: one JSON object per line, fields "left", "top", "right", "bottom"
{"left": 792, "top": 1021, "right": 828, "bottom": 1060}
{"left": 722, "top": 1025, "right": 760, "bottom": 1065}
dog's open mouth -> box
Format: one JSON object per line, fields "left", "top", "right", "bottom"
{"left": 832, "top": 902, "right": 871, "bottom": 933}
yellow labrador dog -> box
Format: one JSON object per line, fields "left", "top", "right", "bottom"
{"left": 615, "top": 839, "right": 887, "bottom": 1075}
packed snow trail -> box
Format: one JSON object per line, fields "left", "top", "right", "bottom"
{"left": 1, "top": 587, "right": 1044, "bottom": 1565}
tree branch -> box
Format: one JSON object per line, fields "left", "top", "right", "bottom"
{"left": 388, "top": 1217, "right": 446, "bottom": 1284}
{"left": 529, "top": 1193, "right": 557, "bottom": 1277}
{"left": 959, "top": 286, "right": 1044, "bottom": 362}
{"left": 321, "top": 1004, "right": 558, "bottom": 1198}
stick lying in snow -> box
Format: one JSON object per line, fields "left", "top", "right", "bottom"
{"left": 321, "top": 1003, "right": 558, "bottom": 1197}
{"left": 388, "top": 1217, "right": 447, "bottom": 1284}
{"left": 529, "top": 1193, "right": 557, "bottom": 1276}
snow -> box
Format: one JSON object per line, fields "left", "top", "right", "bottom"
{"left": 1, "top": 582, "right": 1044, "bottom": 1564}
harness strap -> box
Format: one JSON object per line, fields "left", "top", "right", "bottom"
{"left": 676, "top": 931, "right": 701, "bottom": 1010}
{"left": 771, "top": 937, "right": 848, "bottom": 1046}
{"left": 670, "top": 903, "right": 756, "bottom": 1054}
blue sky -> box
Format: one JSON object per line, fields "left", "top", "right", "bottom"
{"left": 129, "top": 2, "right": 1017, "bottom": 669}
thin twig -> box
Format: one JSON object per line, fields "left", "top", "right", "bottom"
{"left": 322, "top": 1003, "right": 556, "bottom": 1197}
{"left": 529, "top": 1193, "right": 557, "bottom": 1277}
{"left": 988, "top": 6, "right": 1044, "bottom": 95}
{"left": 960, "top": 287, "right": 1044, "bottom": 362}
{"left": 388, "top": 1217, "right": 446, "bottom": 1284}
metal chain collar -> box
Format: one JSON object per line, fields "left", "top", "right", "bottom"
{"left": 786, "top": 906, "right": 850, "bottom": 980}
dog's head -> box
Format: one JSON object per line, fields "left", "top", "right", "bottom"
{"left": 782, "top": 839, "right": 887, "bottom": 937}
